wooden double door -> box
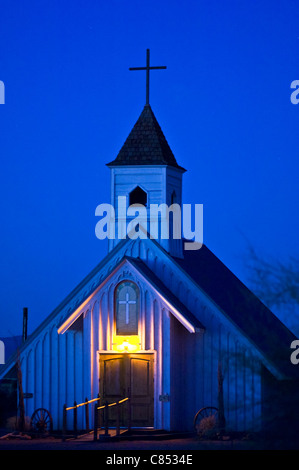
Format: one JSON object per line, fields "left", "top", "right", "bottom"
{"left": 99, "top": 353, "right": 154, "bottom": 427}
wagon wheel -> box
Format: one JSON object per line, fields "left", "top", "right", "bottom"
{"left": 30, "top": 408, "right": 53, "bottom": 435}
{"left": 193, "top": 406, "right": 219, "bottom": 434}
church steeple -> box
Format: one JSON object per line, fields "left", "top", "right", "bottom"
{"left": 106, "top": 51, "right": 185, "bottom": 258}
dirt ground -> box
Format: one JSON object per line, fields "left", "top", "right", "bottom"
{"left": 0, "top": 432, "right": 297, "bottom": 450}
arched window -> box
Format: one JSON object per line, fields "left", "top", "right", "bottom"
{"left": 129, "top": 186, "right": 147, "bottom": 207}
{"left": 115, "top": 281, "right": 139, "bottom": 335}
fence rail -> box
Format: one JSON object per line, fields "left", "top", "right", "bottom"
{"left": 93, "top": 397, "right": 131, "bottom": 441}
{"left": 62, "top": 395, "right": 100, "bottom": 440}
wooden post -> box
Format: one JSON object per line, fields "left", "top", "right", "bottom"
{"left": 16, "top": 351, "right": 25, "bottom": 432}
{"left": 116, "top": 401, "right": 120, "bottom": 436}
{"left": 85, "top": 397, "right": 89, "bottom": 432}
{"left": 62, "top": 404, "right": 67, "bottom": 441}
{"left": 98, "top": 394, "right": 102, "bottom": 429}
{"left": 127, "top": 398, "right": 131, "bottom": 432}
{"left": 93, "top": 404, "right": 98, "bottom": 441}
{"left": 104, "top": 402, "right": 109, "bottom": 436}
{"left": 217, "top": 361, "right": 226, "bottom": 435}
{"left": 73, "top": 401, "right": 77, "bottom": 437}
{"left": 22, "top": 308, "right": 28, "bottom": 343}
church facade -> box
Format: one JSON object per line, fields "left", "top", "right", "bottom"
{"left": 0, "top": 102, "right": 298, "bottom": 434}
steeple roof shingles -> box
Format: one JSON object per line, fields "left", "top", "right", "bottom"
{"left": 107, "top": 104, "right": 185, "bottom": 171}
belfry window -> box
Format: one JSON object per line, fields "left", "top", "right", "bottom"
{"left": 129, "top": 186, "right": 147, "bottom": 207}
{"left": 115, "top": 281, "right": 139, "bottom": 335}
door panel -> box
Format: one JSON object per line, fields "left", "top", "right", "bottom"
{"left": 99, "top": 353, "right": 154, "bottom": 427}
{"left": 100, "top": 355, "right": 125, "bottom": 425}
{"left": 103, "top": 357, "right": 124, "bottom": 397}
{"left": 129, "top": 356, "right": 154, "bottom": 426}
{"left": 130, "top": 358, "right": 150, "bottom": 396}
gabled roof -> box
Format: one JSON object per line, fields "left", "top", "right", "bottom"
{"left": 1, "top": 235, "right": 297, "bottom": 382}
{"left": 173, "top": 244, "right": 299, "bottom": 380}
{"left": 106, "top": 105, "right": 185, "bottom": 171}
{"left": 57, "top": 256, "right": 203, "bottom": 334}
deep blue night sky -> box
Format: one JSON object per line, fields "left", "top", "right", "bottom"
{"left": 0, "top": 0, "right": 298, "bottom": 337}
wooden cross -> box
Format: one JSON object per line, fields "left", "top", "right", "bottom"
{"left": 119, "top": 291, "right": 136, "bottom": 324}
{"left": 129, "top": 49, "right": 167, "bottom": 105}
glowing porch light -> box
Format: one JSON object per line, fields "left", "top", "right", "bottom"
{"left": 112, "top": 335, "right": 141, "bottom": 353}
